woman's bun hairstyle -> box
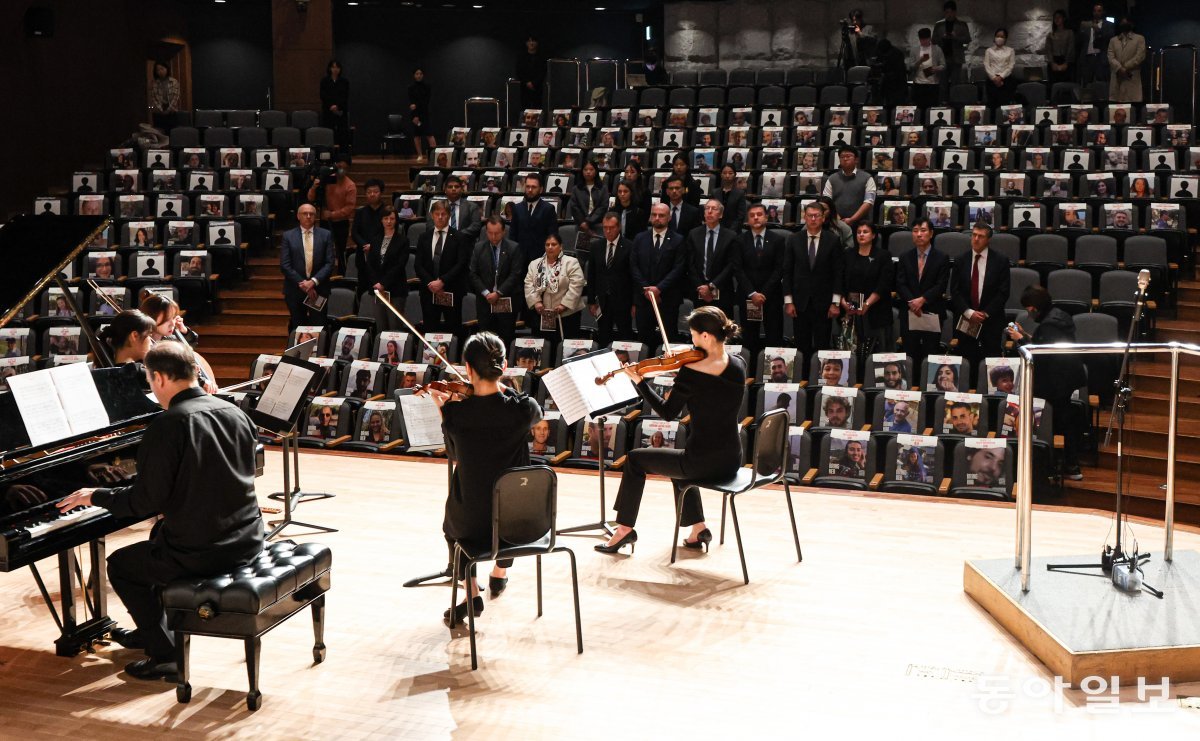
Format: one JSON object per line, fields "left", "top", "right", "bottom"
{"left": 687, "top": 305, "right": 740, "bottom": 342}
{"left": 462, "top": 331, "right": 506, "bottom": 381}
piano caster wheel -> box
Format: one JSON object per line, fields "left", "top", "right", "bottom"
{"left": 176, "top": 683, "right": 192, "bottom": 704}
{"left": 246, "top": 691, "right": 262, "bottom": 712}
{"left": 313, "top": 644, "right": 326, "bottom": 664}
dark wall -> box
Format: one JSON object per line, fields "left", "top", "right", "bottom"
{"left": 186, "top": 0, "right": 273, "bottom": 110}
{"left": 332, "top": 5, "right": 644, "bottom": 152}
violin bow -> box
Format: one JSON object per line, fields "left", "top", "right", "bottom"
{"left": 646, "top": 289, "right": 675, "bottom": 357}
{"left": 373, "top": 289, "right": 470, "bottom": 384}
{"left": 87, "top": 278, "right": 123, "bottom": 313}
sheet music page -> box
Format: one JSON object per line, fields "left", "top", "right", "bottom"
{"left": 6, "top": 369, "right": 73, "bottom": 446}
{"left": 908, "top": 309, "right": 941, "bottom": 333}
{"left": 399, "top": 394, "right": 445, "bottom": 451}
{"left": 256, "top": 363, "right": 315, "bottom": 421}
{"left": 541, "top": 364, "right": 589, "bottom": 424}
{"left": 543, "top": 351, "right": 639, "bottom": 425}
{"left": 49, "top": 361, "right": 111, "bottom": 436}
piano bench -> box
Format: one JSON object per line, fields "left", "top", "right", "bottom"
{"left": 162, "top": 540, "right": 332, "bottom": 711}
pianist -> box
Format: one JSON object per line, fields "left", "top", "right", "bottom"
{"left": 55, "top": 341, "right": 264, "bottom": 681}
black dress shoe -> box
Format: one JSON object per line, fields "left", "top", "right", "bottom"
{"left": 125, "top": 658, "right": 180, "bottom": 682}
{"left": 488, "top": 576, "right": 508, "bottom": 597}
{"left": 682, "top": 528, "right": 713, "bottom": 552}
{"left": 443, "top": 596, "right": 485, "bottom": 626}
{"left": 108, "top": 628, "right": 145, "bottom": 650}
{"left": 594, "top": 528, "right": 637, "bottom": 554}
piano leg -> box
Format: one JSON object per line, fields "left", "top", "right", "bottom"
{"left": 43, "top": 538, "right": 116, "bottom": 657}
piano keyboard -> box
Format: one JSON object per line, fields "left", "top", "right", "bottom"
{"left": 23, "top": 506, "right": 108, "bottom": 540}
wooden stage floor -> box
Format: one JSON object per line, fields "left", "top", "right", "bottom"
{"left": 2, "top": 450, "right": 1200, "bottom": 739}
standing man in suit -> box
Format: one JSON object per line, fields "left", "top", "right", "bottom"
{"left": 509, "top": 173, "right": 557, "bottom": 263}
{"left": 933, "top": 0, "right": 971, "bottom": 93}
{"left": 469, "top": 216, "right": 524, "bottom": 346}
{"left": 784, "top": 202, "right": 844, "bottom": 369}
{"left": 280, "top": 203, "right": 334, "bottom": 332}
{"left": 351, "top": 178, "right": 387, "bottom": 293}
{"left": 663, "top": 176, "right": 701, "bottom": 237}
{"left": 895, "top": 217, "right": 951, "bottom": 374}
{"left": 631, "top": 202, "right": 687, "bottom": 353}
{"left": 588, "top": 212, "right": 635, "bottom": 347}
{"left": 414, "top": 200, "right": 470, "bottom": 334}
{"left": 734, "top": 203, "right": 786, "bottom": 361}
{"left": 429, "top": 175, "right": 482, "bottom": 246}
{"left": 686, "top": 198, "right": 738, "bottom": 318}
{"left": 951, "top": 222, "right": 1011, "bottom": 387}
{"left": 1077, "top": 3, "right": 1115, "bottom": 86}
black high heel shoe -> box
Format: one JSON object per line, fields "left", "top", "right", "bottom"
{"left": 682, "top": 528, "right": 713, "bottom": 552}
{"left": 443, "top": 596, "right": 485, "bottom": 626}
{"left": 594, "top": 528, "right": 637, "bottom": 554}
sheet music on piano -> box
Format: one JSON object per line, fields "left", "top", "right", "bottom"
{"left": 6, "top": 362, "right": 111, "bottom": 447}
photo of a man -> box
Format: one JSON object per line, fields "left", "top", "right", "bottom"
{"left": 966, "top": 445, "right": 1006, "bottom": 488}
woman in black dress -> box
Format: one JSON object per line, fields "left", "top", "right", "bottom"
{"left": 319, "top": 60, "right": 350, "bottom": 149}
{"left": 841, "top": 222, "right": 894, "bottom": 355}
{"left": 597, "top": 307, "right": 746, "bottom": 554}
{"left": 408, "top": 68, "right": 436, "bottom": 161}
{"left": 424, "top": 332, "right": 541, "bottom": 623}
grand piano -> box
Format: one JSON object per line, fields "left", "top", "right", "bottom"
{"left": 0, "top": 215, "right": 259, "bottom": 656}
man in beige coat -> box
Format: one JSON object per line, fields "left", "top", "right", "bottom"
{"left": 1107, "top": 18, "right": 1146, "bottom": 102}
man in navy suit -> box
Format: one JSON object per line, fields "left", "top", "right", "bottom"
{"left": 280, "top": 203, "right": 335, "bottom": 331}
{"left": 631, "top": 202, "right": 687, "bottom": 353}
{"left": 895, "top": 217, "right": 951, "bottom": 374}
{"left": 414, "top": 200, "right": 471, "bottom": 334}
{"left": 469, "top": 215, "right": 524, "bottom": 345}
{"left": 588, "top": 212, "right": 635, "bottom": 347}
{"left": 663, "top": 176, "right": 701, "bottom": 236}
{"left": 951, "top": 221, "right": 1011, "bottom": 387}
{"left": 783, "top": 202, "right": 844, "bottom": 368}
{"left": 686, "top": 198, "right": 739, "bottom": 319}
{"left": 733, "top": 203, "right": 787, "bottom": 360}
{"left": 509, "top": 173, "right": 557, "bottom": 262}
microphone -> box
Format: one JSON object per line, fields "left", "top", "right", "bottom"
{"left": 1137, "top": 268, "right": 1151, "bottom": 295}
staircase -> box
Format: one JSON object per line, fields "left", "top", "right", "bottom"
{"left": 1064, "top": 278, "right": 1200, "bottom": 526}
{"left": 350, "top": 155, "right": 418, "bottom": 205}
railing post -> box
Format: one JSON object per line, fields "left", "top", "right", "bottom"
{"left": 1017, "top": 348, "right": 1035, "bottom": 592}
{"left": 1165, "top": 346, "right": 1180, "bottom": 561}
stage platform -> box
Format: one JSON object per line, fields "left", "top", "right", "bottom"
{"left": 964, "top": 550, "right": 1200, "bottom": 686}
{"left": 2, "top": 449, "right": 1200, "bottom": 738}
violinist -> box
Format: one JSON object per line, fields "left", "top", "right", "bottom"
{"left": 99, "top": 310, "right": 156, "bottom": 371}
{"left": 419, "top": 331, "right": 541, "bottom": 624}
{"left": 596, "top": 306, "right": 746, "bottom": 555}
{"left": 139, "top": 292, "right": 218, "bottom": 393}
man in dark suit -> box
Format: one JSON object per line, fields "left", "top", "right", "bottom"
{"left": 783, "top": 202, "right": 844, "bottom": 368}
{"left": 351, "top": 178, "right": 387, "bottom": 292}
{"left": 733, "top": 203, "right": 787, "bottom": 361}
{"left": 663, "top": 176, "right": 701, "bottom": 237}
{"left": 509, "top": 173, "right": 558, "bottom": 262}
{"left": 686, "top": 198, "right": 739, "bottom": 318}
{"left": 951, "top": 222, "right": 1011, "bottom": 387}
{"left": 631, "top": 202, "right": 687, "bottom": 353}
{"left": 414, "top": 200, "right": 471, "bottom": 334}
{"left": 280, "top": 202, "right": 335, "bottom": 332}
{"left": 367, "top": 203, "right": 409, "bottom": 302}
{"left": 1077, "top": 4, "right": 1115, "bottom": 86}
{"left": 469, "top": 215, "right": 524, "bottom": 345}
{"left": 428, "top": 174, "right": 482, "bottom": 245}
{"left": 588, "top": 212, "right": 635, "bottom": 346}
{"left": 895, "top": 217, "right": 951, "bottom": 375}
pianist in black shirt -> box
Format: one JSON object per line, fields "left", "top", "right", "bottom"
{"left": 55, "top": 341, "right": 264, "bottom": 681}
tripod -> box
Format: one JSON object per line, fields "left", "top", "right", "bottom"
{"left": 1045, "top": 272, "right": 1162, "bottom": 598}
{"left": 266, "top": 430, "right": 338, "bottom": 540}
{"left": 557, "top": 413, "right": 618, "bottom": 539}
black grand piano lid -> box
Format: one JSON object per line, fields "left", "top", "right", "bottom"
{"left": 0, "top": 215, "right": 109, "bottom": 328}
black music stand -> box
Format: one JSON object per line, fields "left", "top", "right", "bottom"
{"left": 247, "top": 355, "right": 338, "bottom": 539}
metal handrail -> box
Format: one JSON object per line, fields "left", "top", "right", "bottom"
{"left": 504, "top": 78, "right": 519, "bottom": 126}
{"left": 623, "top": 59, "right": 645, "bottom": 88}
{"left": 463, "top": 97, "right": 500, "bottom": 129}
{"left": 545, "top": 58, "right": 582, "bottom": 109}
{"left": 584, "top": 58, "right": 622, "bottom": 102}
{"left": 1014, "top": 340, "right": 1192, "bottom": 592}
{"left": 1152, "top": 43, "right": 1197, "bottom": 124}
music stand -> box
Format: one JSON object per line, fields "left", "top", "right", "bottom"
{"left": 248, "top": 354, "right": 338, "bottom": 539}
{"left": 266, "top": 338, "right": 329, "bottom": 505}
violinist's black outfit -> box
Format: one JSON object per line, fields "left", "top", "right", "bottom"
{"left": 613, "top": 354, "right": 746, "bottom": 527}
{"left": 441, "top": 388, "right": 541, "bottom": 575}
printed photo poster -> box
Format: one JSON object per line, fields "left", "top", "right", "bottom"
{"left": 513, "top": 337, "right": 546, "bottom": 371}
{"left": 0, "top": 357, "right": 31, "bottom": 392}
{"left": 1170, "top": 176, "right": 1199, "bottom": 200}
{"left": 502, "top": 367, "right": 528, "bottom": 394}
{"left": 762, "top": 383, "right": 802, "bottom": 421}
{"left": 984, "top": 357, "right": 1020, "bottom": 396}
{"left": 46, "top": 287, "right": 79, "bottom": 318}
{"left": 763, "top": 347, "right": 798, "bottom": 383}
{"left": 787, "top": 426, "right": 808, "bottom": 476}
{"left": 238, "top": 194, "right": 265, "bottom": 216}
{"left": 126, "top": 220, "right": 156, "bottom": 248}
{"left": 963, "top": 438, "right": 1007, "bottom": 489}
{"left": 35, "top": 197, "right": 62, "bottom": 215}
{"left": 926, "top": 355, "right": 964, "bottom": 392}
{"left": 968, "top": 201, "right": 996, "bottom": 227}
{"left": 47, "top": 326, "right": 81, "bottom": 356}
{"left": 610, "top": 340, "right": 644, "bottom": 366}
{"left": 818, "top": 386, "right": 857, "bottom": 429}
{"left": 94, "top": 287, "right": 126, "bottom": 317}
{"left": 925, "top": 200, "right": 953, "bottom": 229}
{"left": 179, "top": 250, "right": 208, "bottom": 278}
{"left": 827, "top": 429, "right": 870, "bottom": 479}
{"left": 561, "top": 338, "right": 594, "bottom": 361}
{"left": 580, "top": 415, "right": 618, "bottom": 461}
{"left": 641, "top": 419, "right": 680, "bottom": 451}
{"left": 1000, "top": 394, "right": 1046, "bottom": 437}
{"left": 881, "top": 390, "right": 921, "bottom": 434}
{"left": 52, "top": 354, "right": 90, "bottom": 367}
{"left": 393, "top": 363, "right": 429, "bottom": 391}
{"left": 333, "top": 327, "right": 368, "bottom": 362}
{"left": 881, "top": 201, "right": 910, "bottom": 227}
{"left": 307, "top": 399, "right": 341, "bottom": 439}
{"left": 376, "top": 331, "right": 410, "bottom": 364}
{"left": 1103, "top": 203, "right": 1135, "bottom": 230}
{"left": 816, "top": 350, "right": 851, "bottom": 387}
{"left": 873, "top": 353, "right": 908, "bottom": 390}
{"left": 1149, "top": 203, "right": 1181, "bottom": 231}
{"left": 198, "top": 194, "right": 225, "bottom": 217}
{"left": 345, "top": 360, "right": 380, "bottom": 400}
{"left": 894, "top": 434, "right": 937, "bottom": 484}
{"left": 942, "top": 392, "right": 983, "bottom": 436}
{"left": 522, "top": 410, "right": 559, "bottom": 457}
{"left": 118, "top": 193, "right": 146, "bottom": 217}
{"left": 422, "top": 333, "right": 455, "bottom": 367}
{"left": 359, "top": 400, "right": 394, "bottom": 443}
{"left": 0, "top": 329, "right": 30, "bottom": 358}
{"left": 77, "top": 194, "right": 106, "bottom": 216}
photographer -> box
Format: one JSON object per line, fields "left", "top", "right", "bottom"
{"left": 306, "top": 154, "right": 357, "bottom": 273}
{"left": 840, "top": 9, "right": 877, "bottom": 69}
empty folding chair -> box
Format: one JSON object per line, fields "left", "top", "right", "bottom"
{"left": 818, "top": 85, "right": 849, "bottom": 106}
{"left": 699, "top": 69, "right": 728, "bottom": 86}
{"left": 193, "top": 110, "right": 224, "bottom": 128}
{"left": 306, "top": 127, "right": 335, "bottom": 147}
{"left": 757, "top": 85, "right": 786, "bottom": 106}
{"left": 1025, "top": 234, "right": 1069, "bottom": 285}
{"left": 291, "top": 110, "right": 320, "bottom": 130}
{"left": 788, "top": 85, "right": 817, "bottom": 106}
{"left": 1046, "top": 268, "right": 1093, "bottom": 316}
{"left": 729, "top": 69, "right": 757, "bottom": 86}
{"left": 667, "top": 87, "right": 695, "bottom": 107}
{"left": 1016, "top": 82, "right": 1047, "bottom": 106}
{"left": 727, "top": 86, "right": 755, "bottom": 106}
{"left": 697, "top": 86, "right": 726, "bottom": 106}
{"left": 846, "top": 66, "right": 872, "bottom": 86}
{"left": 670, "top": 70, "right": 699, "bottom": 87}
{"left": 1122, "top": 235, "right": 1170, "bottom": 308}
{"left": 639, "top": 87, "right": 666, "bottom": 107}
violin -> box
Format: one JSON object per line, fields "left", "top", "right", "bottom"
{"left": 595, "top": 348, "right": 705, "bottom": 385}
{"left": 415, "top": 379, "right": 475, "bottom": 397}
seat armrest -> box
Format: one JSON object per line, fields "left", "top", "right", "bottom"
{"left": 380, "top": 438, "right": 406, "bottom": 451}
{"left": 938, "top": 478, "right": 951, "bottom": 495}
{"left": 869, "top": 473, "right": 883, "bottom": 490}
{"left": 801, "top": 468, "right": 817, "bottom": 485}
{"left": 551, "top": 450, "right": 572, "bottom": 464}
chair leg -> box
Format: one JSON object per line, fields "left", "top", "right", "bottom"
{"left": 564, "top": 549, "right": 583, "bottom": 655}
{"left": 670, "top": 485, "right": 687, "bottom": 565}
{"left": 729, "top": 494, "right": 750, "bottom": 585}
{"left": 449, "top": 547, "right": 461, "bottom": 630}
{"left": 536, "top": 555, "right": 543, "bottom": 618}
{"left": 245, "top": 636, "right": 262, "bottom": 711}
{"left": 175, "top": 631, "right": 191, "bottom": 704}
{"left": 311, "top": 594, "right": 327, "bottom": 663}
{"left": 784, "top": 483, "right": 803, "bottom": 563}
{"left": 466, "top": 558, "right": 479, "bottom": 671}
{"left": 720, "top": 492, "right": 728, "bottom": 545}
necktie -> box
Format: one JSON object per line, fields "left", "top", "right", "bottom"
{"left": 971, "top": 253, "right": 981, "bottom": 310}
{"left": 755, "top": 234, "right": 763, "bottom": 252}
{"left": 918, "top": 250, "right": 926, "bottom": 279}
{"left": 587, "top": 187, "right": 594, "bottom": 214}
{"left": 654, "top": 233, "right": 662, "bottom": 256}
{"left": 607, "top": 241, "right": 615, "bottom": 266}
{"left": 528, "top": 201, "right": 535, "bottom": 217}
{"left": 620, "top": 211, "right": 627, "bottom": 233}
{"left": 434, "top": 230, "right": 445, "bottom": 269}
{"left": 450, "top": 202, "right": 458, "bottom": 229}
{"left": 705, "top": 230, "right": 716, "bottom": 279}
{"left": 671, "top": 206, "right": 679, "bottom": 232}
{"left": 808, "top": 234, "right": 818, "bottom": 268}
{"left": 303, "top": 230, "right": 314, "bottom": 276}
{"left": 492, "top": 245, "right": 501, "bottom": 289}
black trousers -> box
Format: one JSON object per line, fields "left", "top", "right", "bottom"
{"left": 478, "top": 302, "right": 517, "bottom": 346}
{"left": 742, "top": 296, "right": 784, "bottom": 362}
{"left": 444, "top": 536, "right": 513, "bottom": 580}
{"left": 793, "top": 302, "right": 833, "bottom": 374}
{"left": 1046, "top": 395, "right": 1083, "bottom": 467}
{"left": 323, "top": 219, "right": 351, "bottom": 273}
{"left": 285, "top": 291, "right": 325, "bottom": 332}
{"left": 634, "top": 297, "right": 681, "bottom": 354}
{"left": 419, "top": 290, "right": 463, "bottom": 334}
{"left": 592, "top": 299, "right": 634, "bottom": 348}
{"left": 902, "top": 323, "right": 942, "bottom": 378}
{"left": 615, "top": 448, "right": 737, "bottom": 528}
{"left": 107, "top": 541, "right": 193, "bottom": 661}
